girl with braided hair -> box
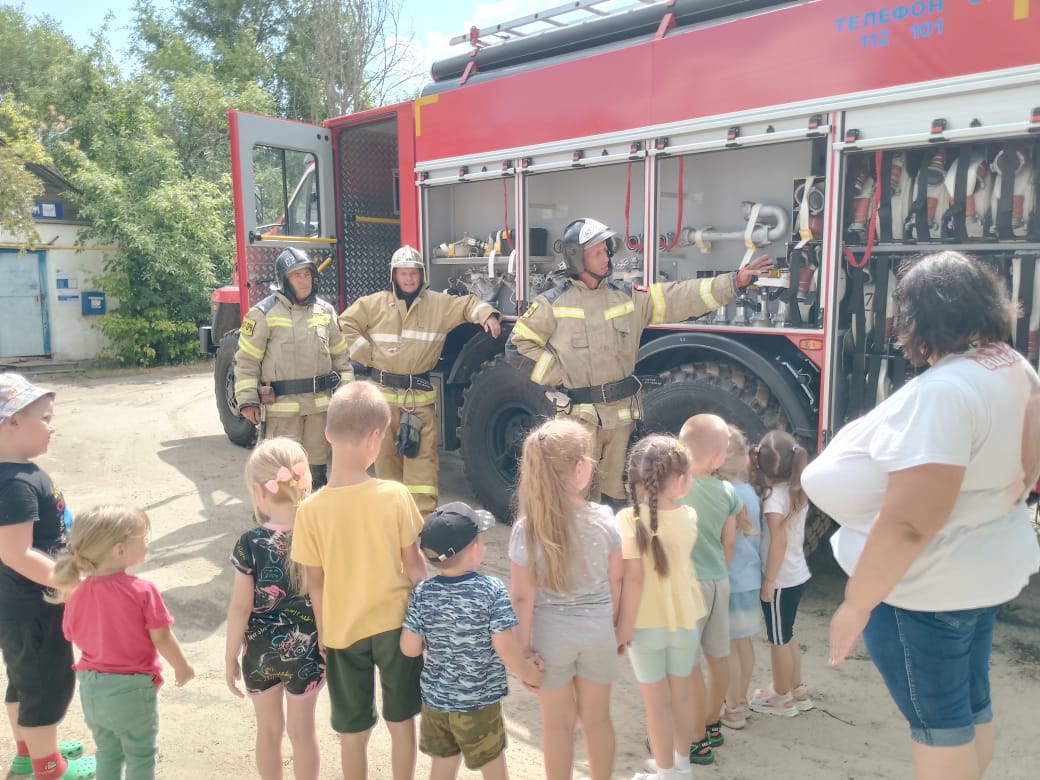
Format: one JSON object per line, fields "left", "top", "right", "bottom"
{"left": 615, "top": 435, "right": 706, "bottom": 780}
{"left": 748, "top": 429, "right": 813, "bottom": 717}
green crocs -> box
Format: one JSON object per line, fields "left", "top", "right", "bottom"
{"left": 29, "top": 755, "right": 96, "bottom": 780}
{"left": 10, "top": 741, "right": 85, "bottom": 776}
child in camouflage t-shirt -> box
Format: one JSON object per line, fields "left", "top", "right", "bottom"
{"left": 400, "top": 503, "right": 543, "bottom": 779}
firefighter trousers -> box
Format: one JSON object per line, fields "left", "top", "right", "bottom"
{"left": 264, "top": 412, "right": 331, "bottom": 466}
{"left": 574, "top": 419, "right": 633, "bottom": 504}
{"left": 376, "top": 402, "right": 439, "bottom": 515}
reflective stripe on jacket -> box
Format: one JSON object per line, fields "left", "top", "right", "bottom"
{"left": 338, "top": 289, "right": 498, "bottom": 406}
{"left": 234, "top": 293, "right": 353, "bottom": 416}
{"left": 507, "top": 274, "right": 738, "bottom": 428}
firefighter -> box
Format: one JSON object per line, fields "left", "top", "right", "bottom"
{"left": 235, "top": 248, "right": 353, "bottom": 489}
{"left": 507, "top": 217, "right": 773, "bottom": 509}
{"left": 338, "top": 245, "right": 502, "bottom": 513}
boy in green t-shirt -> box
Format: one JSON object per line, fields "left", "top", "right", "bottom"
{"left": 679, "top": 414, "right": 742, "bottom": 766}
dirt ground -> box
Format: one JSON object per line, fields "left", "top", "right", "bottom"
{"left": 2, "top": 363, "right": 1039, "bottom": 780}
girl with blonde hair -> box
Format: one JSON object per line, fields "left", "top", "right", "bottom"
{"left": 56, "top": 505, "right": 195, "bottom": 780}
{"left": 226, "top": 437, "right": 324, "bottom": 780}
{"left": 714, "top": 425, "right": 761, "bottom": 729}
{"left": 509, "top": 419, "right": 622, "bottom": 780}
{"left": 615, "top": 435, "right": 705, "bottom": 780}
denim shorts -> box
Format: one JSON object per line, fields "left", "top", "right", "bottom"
{"left": 862, "top": 602, "right": 999, "bottom": 747}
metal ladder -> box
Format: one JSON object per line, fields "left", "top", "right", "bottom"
{"left": 450, "top": 0, "right": 666, "bottom": 48}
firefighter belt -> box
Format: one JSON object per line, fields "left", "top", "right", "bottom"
{"left": 375, "top": 370, "right": 434, "bottom": 392}
{"left": 269, "top": 371, "right": 342, "bottom": 396}
{"left": 566, "top": 374, "right": 664, "bottom": 405}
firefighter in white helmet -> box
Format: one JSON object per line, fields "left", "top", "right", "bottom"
{"left": 507, "top": 218, "right": 772, "bottom": 508}
{"left": 338, "top": 245, "right": 502, "bottom": 513}
{"left": 236, "top": 248, "right": 354, "bottom": 489}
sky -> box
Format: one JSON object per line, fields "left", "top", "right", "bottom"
{"left": 8, "top": 0, "right": 633, "bottom": 88}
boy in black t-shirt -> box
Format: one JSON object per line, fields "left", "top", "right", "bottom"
{"left": 0, "top": 374, "right": 93, "bottom": 780}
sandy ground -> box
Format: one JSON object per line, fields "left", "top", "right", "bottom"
{"left": 1, "top": 363, "right": 1039, "bottom": 780}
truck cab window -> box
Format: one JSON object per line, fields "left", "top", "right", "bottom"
{"left": 251, "top": 145, "right": 319, "bottom": 238}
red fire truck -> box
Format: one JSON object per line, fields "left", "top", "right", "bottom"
{"left": 202, "top": 0, "right": 1040, "bottom": 541}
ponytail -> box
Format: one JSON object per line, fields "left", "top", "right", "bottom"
{"left": 751, "top": 430, "right": 809, "bottom": 524}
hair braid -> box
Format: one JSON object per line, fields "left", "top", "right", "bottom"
{"left": 646, "top": 450, "right": 670, "bottom": 577}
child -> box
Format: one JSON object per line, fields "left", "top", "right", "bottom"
{"left": 748, "top": 429, "right": 812, "bottom": 717}
{"left": 226, "top": 437, "right": 324, "bottom": 780}
{"left": 678, "top": 413, "right": 742, "bottom": 765}
{"left": 509, "top": 419, "right": 622, "bottom": 780}
{"left": 0, "top": 373, "right": 94, "bottom": 780}
{"left": 716, "top": 426, "right": 761, "bottom": 730}
{"left": 290, "top": 381, "right": 427, "bottom": 780}
{"left": 56, "top": 505, "right": 195, "bottom": 780}
{"left": 400, "top": 501, "right": 544, "bottom": 779}
{"left": 615, "top": 435, "right": 705, "bottom": 780}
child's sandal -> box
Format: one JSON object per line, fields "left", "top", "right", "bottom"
{"left": 706, "top": 720, "right": 725, "bottom": 747}
{"left": 689, "top": 738, "right": 715, "bottom": 765}
{"left": 10, "top": 741, "right": 86, "bottom": 776}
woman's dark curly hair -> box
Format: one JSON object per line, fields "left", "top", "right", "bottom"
{"left": 894, "top": 251, "right": 1017, "bottom": 367}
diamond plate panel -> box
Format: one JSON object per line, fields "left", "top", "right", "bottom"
{"left": 244, "top": 244, "right": 338, "bottom": 310}
{"left": 338, "top": 120, "right": 401, "bottom": 306}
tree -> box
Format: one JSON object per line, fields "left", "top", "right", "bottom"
{"left": 0, "top": 95, "right": 50, "bottom": 243}
{"left": 285, "top": 0, "right": 425, "bottom": 121}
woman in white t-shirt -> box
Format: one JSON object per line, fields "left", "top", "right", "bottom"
{"left": 802, "top": 251, "right": 1040, "bottom": 780}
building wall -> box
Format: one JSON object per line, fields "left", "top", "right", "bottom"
{"left": 0, "top": 221, "right": 116, "bottom": 361}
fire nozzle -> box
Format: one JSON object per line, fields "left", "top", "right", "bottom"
{"left": 676, "top": 202, "right": 789, "bottom": 249}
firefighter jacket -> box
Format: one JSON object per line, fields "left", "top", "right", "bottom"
{"left": 507, "top": 273, "right": 739, "bottom": 429}
{"left": 338, "top": 289, "right": 498, "bottom": 406}
{"left": 234, "top": 292, "right": 353, "bottom": 418}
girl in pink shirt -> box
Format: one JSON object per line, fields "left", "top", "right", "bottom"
{"left": 55, "top": 505, "right": 194, "bottom": 780}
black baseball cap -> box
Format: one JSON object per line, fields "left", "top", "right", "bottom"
{"left": 420, "top": 502, "right": 495, "bottom": 562}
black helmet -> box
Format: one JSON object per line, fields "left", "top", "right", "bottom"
{"left": 560, "top": 218, "right": 618, "bottom": 278}
{"left": 274, "top": 248, "right": 317, "bottom": 304}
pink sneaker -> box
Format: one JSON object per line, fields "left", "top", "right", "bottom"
{"left": 748, "top": 687, "right": 799, "bottom": 717}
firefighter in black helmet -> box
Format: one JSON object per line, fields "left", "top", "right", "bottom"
{"left": 235, "top": 248, "right": 353, "bottom": 488}
{"left": 508, "top": 217, "right": 772, "bottom": 508}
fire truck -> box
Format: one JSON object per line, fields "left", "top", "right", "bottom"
{"left": 202, "top": 0, "right": 1040, "bottom": 543}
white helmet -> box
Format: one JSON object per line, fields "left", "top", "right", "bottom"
{"left": 389, "top": 245, "right": 426, "bottom": 290}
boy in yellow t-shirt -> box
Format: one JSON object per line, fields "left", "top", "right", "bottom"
{"left": 291, "top": 381, "right": 427, "bottom": 780}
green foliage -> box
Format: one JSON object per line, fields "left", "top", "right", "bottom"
{"left": 0, "top": 94, "right": 49, "bottom": 242}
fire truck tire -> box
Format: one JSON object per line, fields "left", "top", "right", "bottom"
{"left": 215, "top": 330, "right": 257, "bottom": 449}
{"left": 459, "top": 355, "right": 555, "bottom": 524}
{"left": 640, "top": 360, "right": 833, "bottom": 556}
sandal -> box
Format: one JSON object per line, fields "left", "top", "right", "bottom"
{"left": 706, "top": 720, "right": 725, "bottom": 747}
{"left": 689, "top": 738, "right": 715, "bottom": 766}
{"left": 11, "top": 741, "right": 85, "bottom": 776}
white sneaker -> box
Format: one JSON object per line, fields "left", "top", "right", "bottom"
{"left": 793, "top": 683, "right": 815, "bottom": 712}
{"left": 643, "top": 759, "right": 692, "bottom": 778}
{"left": 748, "top": 686, "right": 799, "bottom": 717}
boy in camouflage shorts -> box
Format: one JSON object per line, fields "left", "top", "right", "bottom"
{"left": 400, "top": 503, "right": 543, "bottom": 778}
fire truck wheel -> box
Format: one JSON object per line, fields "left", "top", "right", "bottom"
{"left": 459, "top": 355, "right": 555, "bottom": 524}
{"left": 640, "top": 360, "right": 832, "bottom": 556}
{"left": 215, "top": 330, "right": 258, "bottom": 449}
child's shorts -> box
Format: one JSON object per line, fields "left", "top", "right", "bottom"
{"left": 419, "top": 702, "right": 506, "bottom": 770}
{"left": 242, "top": 621, "right": 325, "bottom": 697}
{"left": 325, "top": 628, "right": 422, "bottom": 733}
{"left": 0, "top": 604, "right": 75, "bottom": 727}
{"left": 628, "top": 627, "right": 699, "bottom": 684}
{"left": 729, "top": 588, "right": 761, "bottom": 640}
{"left": 532, "top": 609, "right": 618, "bottom": 691}
{"left": 761, "top": 582, "right": 805, "bottom": 645}
{"left": 694, "top": 578, "right": 731, "bottom": 663}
